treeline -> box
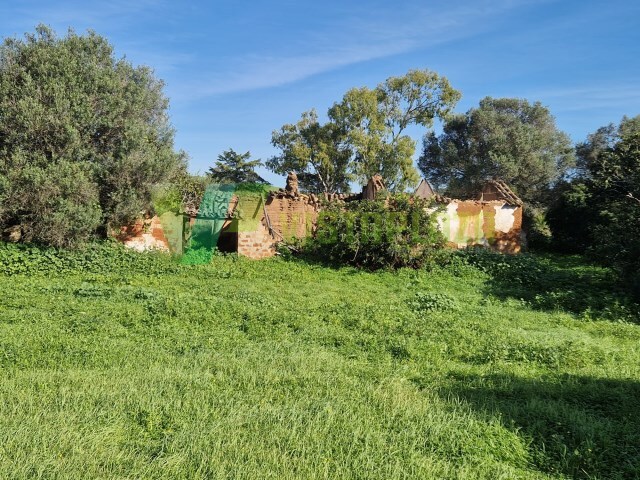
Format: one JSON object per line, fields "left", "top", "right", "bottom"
{"left": 416, "top": 99, "right": 639, "bottom": 297}
{"left": 0, "top": 27, "right": 638, "bottom": 295}
{"left": 547, "top": 117, "right": 640, "bottom": 296}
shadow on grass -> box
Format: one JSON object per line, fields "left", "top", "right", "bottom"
{"left": 460, "top": 250, "right": 639, "bottom": 321}
{"left": 440, "top": 373, "right": 640, "bottom": 479}
{"left": 284, "top": 247, "right": 639, "bottom": 319}
{"left": 277, "top": 249, "right": 365, "bottom": 275}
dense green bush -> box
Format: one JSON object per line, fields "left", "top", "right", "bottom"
{"left": 0, "top": 26, "right": 183, "bottom": 247}
{"left": 631, "top": 272, "right": 640, "bottom": 302}
{"left": 151, "top": 173, "right": 208, "bottom": 216}
{"left": 546, "top": 181, "right": 592, "bottom": 253}
{"left": 522, "top": 206, "right": 552, "bottom": 251}
{"left": 308, "top": 193, "right": 445, "bottom": 269}
{"left": 590, "top": 198, "right": 640, "bottom": 290}
{"left": 547, "top": 116, "right": 640, "bottom": 298}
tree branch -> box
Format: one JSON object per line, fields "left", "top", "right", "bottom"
{"left": 626, "top": 192, "right": 640, "bottom": 205}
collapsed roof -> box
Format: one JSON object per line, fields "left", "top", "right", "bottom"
{"left": 479, "top": 179, "right": 523, "bottom": 206}
{"left": 414, "top": 178, "right": 523, "bottom": 206}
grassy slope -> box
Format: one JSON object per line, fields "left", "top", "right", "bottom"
{"left": 0, "top": 254, "right": 639, "bottom": 479}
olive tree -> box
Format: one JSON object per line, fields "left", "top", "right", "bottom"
{"left": 0, "top": 26, "right": 184, "bottom": 247}
{"left": 419, "top": 97, "right": 575, "bottom": 205}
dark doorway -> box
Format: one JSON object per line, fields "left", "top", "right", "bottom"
{"left": 217, "top": 220, "right": 238, "bottom": 253}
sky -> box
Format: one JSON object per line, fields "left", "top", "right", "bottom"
{"left": 1, "top": 0, "right": 639, "bottom": 186}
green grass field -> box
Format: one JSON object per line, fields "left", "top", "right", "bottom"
{"left": 0, "top": 248, "right": 638, "bottom": 479}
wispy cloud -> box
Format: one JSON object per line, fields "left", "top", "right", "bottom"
{"left": 180, "top": 0, "right": 548, "bottom": 98}
{"left": 4, "top": 0, "right": 168, "bottom": 32}
{"left": 186, "top": 42, "right": 411, "bottom": 98}
{"left": 2, "top": 0, "right": 565, "bottom": 102}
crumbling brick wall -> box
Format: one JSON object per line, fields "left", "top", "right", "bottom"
{"left": 235, "top": 195, "right": 277, "bottom": 259}
{"left": 237, "top": 221, "right": 276, "bottom": 259}
{"left": 263, "top": 196, "right": 318, "bottom": 241}
{"left": 119, "top": 177, "right": 524, "bottom": 258}
{"left": 120, "top": 216, "right": 171, "bottom": 252}
{"left": 121, "top": 197, "right": 523, "bottom": 257}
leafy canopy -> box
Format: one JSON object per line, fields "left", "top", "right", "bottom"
{"left": 579, "top": 116, "right": 640, "bottom": 287}
{"left": 419, "top": 97, "right": 575, "bottom": 205}
{"left": 578, "top": 116, "right": 640, "bottom": 201}
{"left": 207, "top": 149, "right": 265, "bottom": 184}
{"left": 544, "top": 115, "right": 640, "bottom": 299}
{"left": 0, "top": 26, "right": 183, "bottom": 247}
{"left": 268, "top": 110, "right": 352, "bottom": 194}
{"left": 268, "top": 69, "right": 460, "bottom": 194}
{"left": 329, "top": 69, "right": 461, "bottom": 191}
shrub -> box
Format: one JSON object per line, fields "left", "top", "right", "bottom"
{"left": 308, "top": 193, "right": 445, "bottom": 269}
{"left": 410, "top": 292, "right": 458, "bottom": 312}
{"left": 566, "top": 116, "right": 640, "bottom": 297}
{"left": 546, "top": 181, "right": 592, "bottom": 253}
{"left": 523, "top": 206, "right": 552, "bottom": 251}
{"left": 0, "top": 26, "right": 183, "bottom": 247}
{"left": 152, "top": 173, "right": 209, "bottom": 216}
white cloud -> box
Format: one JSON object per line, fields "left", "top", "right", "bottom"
{"left": 2, "top": 0, "right": 556, "bottom": 100}
{"left": 189, "top": 42, "right": 412, "bottom": 97}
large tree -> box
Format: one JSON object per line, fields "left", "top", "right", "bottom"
{"left": 419, "top": 97, "right": 574, "bottom": 204}
{"left": 577, "top": 116, "right": 640, "bottom": 202}
{"left": 577, "top": 116, "right": 640, "bottom": 288}
{"left": 329, "top": 69, "right": 461, "bottom": 191}
{"left": 546, "top": 116, "right": 640, "bottom": 299}
{"left": 268, "top": 109, "right": 352, "bottom": 194}
{"left": 0, "top": 26, "right": 183, "bottom": 247}
{"left": 208, "top": 149, "right": 265, "bottom": 184}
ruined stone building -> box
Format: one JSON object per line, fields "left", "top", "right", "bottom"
{"left": 421, "top": 179, "right": 524, "bottom": 253}
{"left": 121, "top": 174, "right": 524, "bottom": 258}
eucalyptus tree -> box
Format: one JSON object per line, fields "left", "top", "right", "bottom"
{"left": 329, "top": 69, "right": 461, "bottom": 191}
{"left": 268, "top": 109, "right": 352, "bottom": 194}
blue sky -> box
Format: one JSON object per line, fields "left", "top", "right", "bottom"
{"left": 1, "top": 0, "right": 639, "bottom": 185}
